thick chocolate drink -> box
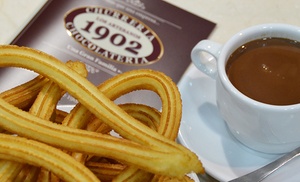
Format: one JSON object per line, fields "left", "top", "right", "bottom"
{"left": 226, "top": 38, "right": 300, "bottom": 105}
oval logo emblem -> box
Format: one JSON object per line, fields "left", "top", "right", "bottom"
{"left": 64, "top": 7, "right": 164, "bottom": 65}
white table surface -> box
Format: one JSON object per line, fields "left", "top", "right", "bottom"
{"left": 1, "top": 0, "right": 300, "bottom": 181}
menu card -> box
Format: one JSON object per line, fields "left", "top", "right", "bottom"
{"left": 13, "top": 0, "right": 215, "bottom": 109}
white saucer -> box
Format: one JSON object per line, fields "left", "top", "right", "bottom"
{"left": 177, "top": 64, "right": 300, "bottom": 182}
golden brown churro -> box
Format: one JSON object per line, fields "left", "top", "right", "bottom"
{"left": 14, "top": 165, "right": 40, "bottom": 182}
{"left": 30, "top": 60, "right": 87, "bottom": 181}
{"left": 0, "top": 134, "right": 99, "bottom": 182}
{"left": 0, "top": 60, "right": 88, "bottom": 181}
{"left": 0, "top": 45, "right": 204, "bottom": 181}
{"left": 0, "top": 160, "right": 23, "bottom": 181}
{"left": 0, "top": 76, "right": 55, "bottom": 181}
{"left": 95, "top": 70, "right": 184, "bottom": 181}
{"left": 0, "top": 75, "right": 48, "bottom": 109}
{"left": 86, "top": 161, "right": 126, "bottom": 181}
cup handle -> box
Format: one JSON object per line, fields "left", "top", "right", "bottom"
{"left": 191, "top": 40, "right": 222, "bottom": 79}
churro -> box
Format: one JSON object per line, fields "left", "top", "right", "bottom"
{"left": 0, "top": 75, "right": 48, "bottom": 109}
{"left": 0, "top": 60, "right": 88, "bottom": 181}
{"left": 97, "top": 71, "right": 183, "bottom": 180}
{"left": 86, "top": 161, "right": 125, "bottom": 182}
{"left": 14, "top": 165, "right": 40, "bottom": 182}
{"left": 30, "top": 60, "right": 87, "bottom": 181}
{"left": 0, "top": 134, "right": 99, "bottom": 182}
{"left": 0, "top": 45, "right": 204, "bottom": 179}
{"left": 0, "top": 160, "right": 23, "bottom": 181}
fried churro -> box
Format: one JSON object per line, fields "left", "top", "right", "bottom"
{"left": 0, "top": 75, "right": 48, "bottom": 110}
{"left": 0, "top": 134, "right": 99, "bottom": 182}
{"left": 0, "top": 60, "right": 88, "bottom": 181}
{"left": 86, "top": 161, "right": 126, "bottom": 182}
{"left": 0, "top": 45, "right": 204, "bottom": 180}
{"left": 96, "top": 70, "right": 183, "bottom": 181}
{"left": 0, "top": 160, "right": 23, "bottom": 181}
{"left": 30, "top": 60, "right": 87, "bottom": 181}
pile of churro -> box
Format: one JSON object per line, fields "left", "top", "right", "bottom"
{"left": 0, "top": 45, "right": 204, "bottom": 181}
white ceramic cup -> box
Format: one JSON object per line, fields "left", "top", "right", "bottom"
{"left": 191, "top": 23, "right": 300, "bottom": 154}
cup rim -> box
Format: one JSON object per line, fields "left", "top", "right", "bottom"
{"left": 218, "top": 23, "right": 300, "bottom": 110}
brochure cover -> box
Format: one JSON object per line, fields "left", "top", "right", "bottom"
{"left": 13, "top": 0, "right": 215, "bottom": 109}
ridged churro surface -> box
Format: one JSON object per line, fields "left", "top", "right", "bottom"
{"left": 0, "top": 45, "right": 204, "bottom": 181}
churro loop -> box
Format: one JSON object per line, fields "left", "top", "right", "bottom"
{"left": 95, "top": 71, "right": 183, "bottom": 180}
{"left": 0, "top": 45, "right": 203, "bottom": 177}
{"left": 57, "top": 63, "right": 187, "bottom": 180}
{"left": 97, "top": 69, "right": 182, "bottom": 140}
{"left": 70, "top": 68, "right": 182, "bottom": 142}
{"left": 119, "top": 103, "right": 161, "bottom": 130}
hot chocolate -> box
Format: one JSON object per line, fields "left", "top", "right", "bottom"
{"left": 226, "top": 38, "right": 300, "bottom": 105}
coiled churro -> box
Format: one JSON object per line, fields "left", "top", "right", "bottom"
{"left": 0, "top": 45, "right": 204, "bottom": 180}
